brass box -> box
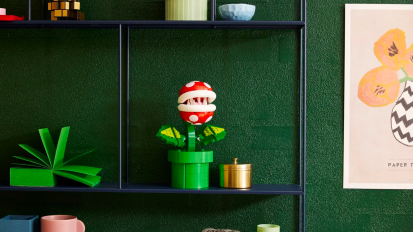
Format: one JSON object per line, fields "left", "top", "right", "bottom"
{"left": 219, "top": 158, "right": 252, "bottom": 189}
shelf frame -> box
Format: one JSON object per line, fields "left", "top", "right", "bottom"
{"left": 0, "top": 183, "right": 303, "bottom": 195}
{"left": 0, "top": 20, "right": 304, "bottom": 29}
{"left": 1, "top": 0, "right": 307, "bottom": 231}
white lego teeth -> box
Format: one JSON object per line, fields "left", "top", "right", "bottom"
{"left": 184, "top": 97, "right": 209, "bottom": 106}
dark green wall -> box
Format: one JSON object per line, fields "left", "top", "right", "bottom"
{"left": 0, "top": 0, "right": 412, "bottom": 231}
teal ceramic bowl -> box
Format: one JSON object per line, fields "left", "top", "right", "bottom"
{"left": 218, "top": 4, "right": 256, "bottom": 21}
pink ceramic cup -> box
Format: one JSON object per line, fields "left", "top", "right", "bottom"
{"left": 0, "top": 8, "right": 6, "bottom": 15}
{"left": 41, "top": 215, "right": 85, "bottom": 232}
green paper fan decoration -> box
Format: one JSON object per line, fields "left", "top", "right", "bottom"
{"left": 10, "top": 126, "right": 101, "bottom": 187}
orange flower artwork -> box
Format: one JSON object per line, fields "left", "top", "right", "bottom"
{"left": 358, "top": 28, "right": 413, "bottom": 146}
{"left": 358, "top": 67, "right": 399, "bottom": 107}
{"left": 402, "top": 44, "right": 413, "bottom": 77}
{"left": 374, "top": 29, "right": 406, "bottom": 70}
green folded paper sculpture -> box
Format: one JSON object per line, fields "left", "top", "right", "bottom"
{"left": 10, "top": 126, "right": 102, "bottom": 187}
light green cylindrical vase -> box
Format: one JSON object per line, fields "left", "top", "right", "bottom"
{"left": 257, "top": 224, "right": 280, "bottom": 232}
{"left": 165, "top": 0, "right": 208, "bottom": 20}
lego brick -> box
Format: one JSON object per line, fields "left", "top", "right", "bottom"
{"left": 0, "top": 215, "right": 39, "bottom": 232}
{"left": 0, "top": 15, "right": 24, "bottom": 21}
{"left": 168, "top": 150, "right": 213, "bottom": 163}
{"left": 185, "top": 164, "right": 209, "bottom": 173}
{"left": 171, "top": 163, "right": 185, "bottom": 189}
{"left": 60, "top": 2, "right": 70, "bottom": 10}
{"left": 171, "top": 163, "right": 209, "bottom": 189}
{"left": 51, "top": 11, "right": 57, "bottom": 20}
{"left": 48, "top": 2, "right": 79, "bottom": 10}
{"left": 54, "top": 10, "right": 66, "bottom": 17}
{"left": 10, "top": 168, "right": 56, "bottom": 187}
{"left": 71, "top": 2, "right": 80, "bottom": 10}
{"left": 53, "top": 10, "right": 84, "bottom": 20}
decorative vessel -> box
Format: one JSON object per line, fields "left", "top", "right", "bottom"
{"left": 165, "top": 0, "right": 208, "bottom": 21}
{"left": 257, "top": 224, "right": 280, "bottom": 232}
{"left": 218, "top": 4, "right": 255, "bottom": 21}
{"left": 219, "top": 158, "right": 252, "bottom": 189}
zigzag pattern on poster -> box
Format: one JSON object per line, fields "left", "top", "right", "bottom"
{"left": 392, "top": 127, "right": 413, "bottom": 143}
{"left": 391, "top": 83, "right": 413, "bottom": 146}
{"left": 391, "top": 111, "right": 413, "bottom": 127}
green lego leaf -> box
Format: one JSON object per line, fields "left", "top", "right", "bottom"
{"left": 197, "top": 124, "right": 226, "bottom": 146}
{"left": 172, "top": 127, "right": 186, "bottom": 148}
{"left": 156, "top": 124, "right": 186, "bottom": 148}
{"left": 39, "top": 128, "right": 56, "bottom": 166}
{"left": 18, "top": 144, "right": 51, "bottom": 167}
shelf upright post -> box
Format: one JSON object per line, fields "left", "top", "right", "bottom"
{"left": 126, "top": 26, "right": 130, "bottom": 184}
{"left": 211, "top": 0, "right": 216, "bottom": 21}
{"left": 298, "top": 0, "right": 306, "bottom": 231}
{"left": 28, "top": 0, "right": 31, "bottom": 20}
{"left": 42, "top": 0, "right": 45, "bottom": 20}
{"left": 299, "top": 10, "right": 303, "bottom": 232}
{"left": 303, "top": 0, "right": 307, "bottom": 231}
{"left": 119, "top": 24, "right": 123, "bottom": 189}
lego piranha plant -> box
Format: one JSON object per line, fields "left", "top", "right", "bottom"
{"left": 156, "top": 81, "right": 226, "bottom": 189}
{"left": 10, "top": 126, "right": 102, "bottom": 187}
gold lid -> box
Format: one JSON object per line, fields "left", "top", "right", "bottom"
{"left": 220, "top": 158, "right": 252, "bottom": 170}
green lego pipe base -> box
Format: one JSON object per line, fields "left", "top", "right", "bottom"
{"left": 168, "top": 150, "right": 213, "bottom": 163}
{"left": 171, "top": 163, "right": 210, "bottom": 189}
{"left": 10, "top": 167, "right": 56, "bottom": 187}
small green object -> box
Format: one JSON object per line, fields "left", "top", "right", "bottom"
{"left": 169, "top": 150, "right": 212, "bottom": 189}
{"left": 171, "top": 163, "right": 186, "bottom": 189}
{"left": 156, "top": 117, "right": 226, "bottom": 189}
{"left": 186, "top": 122, "right": 196, "bottom": 151}
{"left": 10, "top": 126, "right": 102, "bottom": 187}
{"left": 156, "top": 124, "right": 186, "bottom": 148}
{"left": 197, "top": 124, "right": 226, "bottom": 146}
{"left": 10, "top": 168, "right": 56, "bottom": 187}
{"left": 171, "top": 162, "right": 210, "bottom": 189}
{"left": 168, "top": 150, "right": 213, "bottom": 163}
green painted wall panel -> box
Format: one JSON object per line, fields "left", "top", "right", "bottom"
{"left": 0, "top": 0, "right": 411, "bottom": 231}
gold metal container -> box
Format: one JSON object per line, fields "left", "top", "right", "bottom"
{"left": 219, "top": 158, "right": 252, "bottom": 189}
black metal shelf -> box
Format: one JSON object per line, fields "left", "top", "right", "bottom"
{"left": 2, "top": 0, "right": 307, "bottom": 230}
{"left": 0, "top": 20, "right": 304, "bottom": 29}
{"left": 0, "top": 183, "right": 303, "bottom": 195}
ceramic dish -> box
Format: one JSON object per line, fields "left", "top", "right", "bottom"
{"left": 218, "top": 4, "right": 255, "bottom": 21}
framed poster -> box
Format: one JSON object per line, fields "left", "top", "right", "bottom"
{"left": 344, "top": 4, "right": 413, "bottom": 189}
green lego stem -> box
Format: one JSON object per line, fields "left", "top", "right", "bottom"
{"left": 186, "top": 122, "right": 196, "bottom": 152}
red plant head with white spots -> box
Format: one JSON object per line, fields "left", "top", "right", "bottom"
{"left": 177, "top": 81, "right": 216, "bottom": 125}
